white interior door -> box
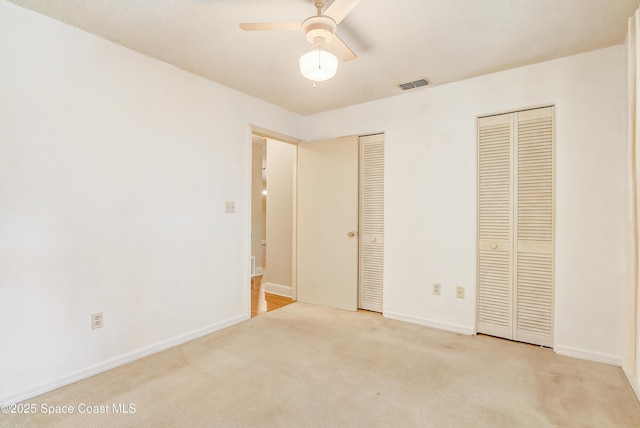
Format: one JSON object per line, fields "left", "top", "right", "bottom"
{"left": 297, "top": 136, "right": 359, "bottom": 311}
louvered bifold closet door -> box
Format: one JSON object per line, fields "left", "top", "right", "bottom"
{"left": 477, "top": 114, "right": 513, "bottom": 340}
{"left": 359, "top": 134, "right": 384, "bottom": 312}
{"left": 513, "top": 107, "right": 554, "bottom": 347}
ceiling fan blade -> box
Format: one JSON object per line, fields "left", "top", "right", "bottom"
{"left": 323, "top": 0, "right": 360, "bottom": 24}
{"left": 240, "top": 22, "right": 301, "bottom": 31}
{"left": 328, "top": 34, "right": 357, "bottom": 62}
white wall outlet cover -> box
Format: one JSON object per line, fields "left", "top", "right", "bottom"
{"left": 91, "top": 312, "right": 103, "bottom": 329}
{"left": 225, "top": 201, "right": 236, "bottom": 213}
{"left": 433, "top": 283, "right": 441, "bottom": 295}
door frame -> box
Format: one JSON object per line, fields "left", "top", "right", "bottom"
{"left": 247, "top": 126, "right": 386, "bottom": 315}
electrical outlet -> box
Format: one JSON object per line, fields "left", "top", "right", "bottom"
{"left": 456, "top": 286, "right": 465, "bottom": 299}
{"left": 225, "top": 201, "right": 236, "bottom": 213}
{"left": 91, "top": 312, "right": 103, "bottom": 329}
{"left": 433, "top": 283, "right": 441, "bottom": 295}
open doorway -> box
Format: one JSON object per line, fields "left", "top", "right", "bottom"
{"left": 250, "top": 128, "right": 384, "bottom": 317}
{"left": 251, "top": 134, "right": 296, "bottom": 317}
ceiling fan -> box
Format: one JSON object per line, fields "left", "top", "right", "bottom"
{"left": 240, "top": 0, "right": 360, "bottom": 83}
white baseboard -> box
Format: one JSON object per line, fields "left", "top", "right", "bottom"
{"left": 252, "top": 267, "right": 264, "bottom": 277}
{"left": 1, "top": 314, "right": 247, "bottom": 405}
{"left": 624, "top": 368, "right": 640, "bottom": 402}
{"left": 264, "top": 282, "right": 292, "bottom": 298}
{"left": 554, "top": 345, "right": 622, "bottom": 366}
{"left": 384, "top": 311, "right": 474, "bottom": 336}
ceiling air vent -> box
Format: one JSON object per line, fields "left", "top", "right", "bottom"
{"left": 399, "top": 79, "right": 430, "bottom": 91}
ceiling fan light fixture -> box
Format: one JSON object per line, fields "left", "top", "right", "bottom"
{"left": 299, "top": 47, "right": 338, "bottom": 82}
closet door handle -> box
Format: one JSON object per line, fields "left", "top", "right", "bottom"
{"left": 490, "top": 243, "right": 498, "bottom": 249}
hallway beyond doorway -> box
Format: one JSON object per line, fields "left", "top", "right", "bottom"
{"left": 251, "top": 275, "right": 293, "bottom": 318}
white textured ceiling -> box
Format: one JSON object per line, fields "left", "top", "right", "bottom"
{"left": 8, "top": 0, "right": 640, "bottom": 115}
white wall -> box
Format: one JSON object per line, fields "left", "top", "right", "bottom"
{"left": 0, "top": 1, "right": 301, "bottom": 403}
{"left": 302, "top": 46, "right": 627, "bottom": 363}
{"left": 264, "top": 139, "right": 296, "bottom": 296}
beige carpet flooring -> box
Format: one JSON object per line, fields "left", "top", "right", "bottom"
{"left": 3, "top": 302, "right": 640, "bottom": 427}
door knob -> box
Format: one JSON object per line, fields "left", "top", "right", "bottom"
{"left": 370, "top": 237, "right": 376, "bottom": 242}
{"left": 347, "top": 231, "right": 356, "bottom": 238}
{"left": 490, "top": 243, "right": 498, "bottom": 249}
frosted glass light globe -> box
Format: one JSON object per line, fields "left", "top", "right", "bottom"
{"left": 299, "top": 48, "right": 338, "bottom": 82}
